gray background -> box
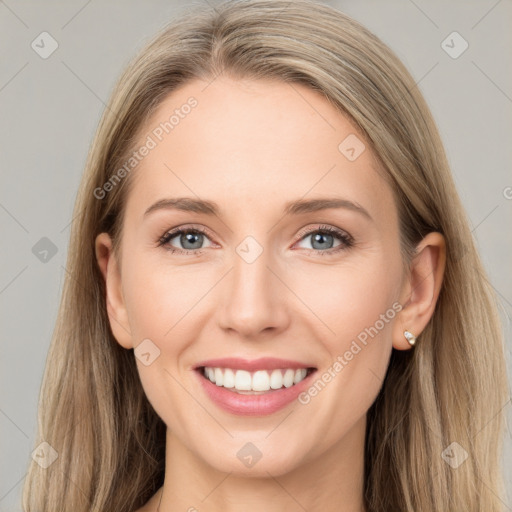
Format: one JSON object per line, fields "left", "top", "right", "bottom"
{"left": 1, "top": 0, "right": 511, "bottom": 510}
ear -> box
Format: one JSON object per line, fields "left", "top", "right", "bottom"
{"left": 95, "top": 232, "right": 133, "bottom": 349}
{"left": 393, "top": 232, "right": 446, "bottom": 350}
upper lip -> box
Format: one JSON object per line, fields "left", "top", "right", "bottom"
{"left": 194, "top": 357, "right": 316, "bottom": 372}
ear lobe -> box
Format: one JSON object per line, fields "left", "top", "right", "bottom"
{"left": 95, "top": 232, "right": 133, "bottom": 349}
{"left": 393, "top": 232, "right": 446, "bottom": 351}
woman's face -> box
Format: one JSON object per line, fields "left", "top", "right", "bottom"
{"left": 100, "top": 76, "right": 412, "bottom": 476}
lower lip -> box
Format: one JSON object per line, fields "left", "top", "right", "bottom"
{"left": 195, "top": 369, "right": 316, "bottom": 416}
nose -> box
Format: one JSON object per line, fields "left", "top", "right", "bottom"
{"left": 217, "top": 241, "right": 290, "bottom": 339}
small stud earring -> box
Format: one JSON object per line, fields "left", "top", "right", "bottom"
{"left": 404, "top": 330, "right": 416, "bottom": 346}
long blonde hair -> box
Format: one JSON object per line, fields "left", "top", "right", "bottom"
{"left": 22, "top": 1, "right": 509, "bottom": 510}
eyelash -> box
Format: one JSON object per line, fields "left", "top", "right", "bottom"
{"left": 157, "top": 224, "right": 354, "bottom": 256}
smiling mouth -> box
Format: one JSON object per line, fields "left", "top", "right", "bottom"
{"left": 197, "top": 366, "right": 317, "bottom": 394}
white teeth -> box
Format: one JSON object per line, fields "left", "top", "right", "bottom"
{"left": 223, "top": 368, "right": 235, "bottom": 388}
{"left": 270, "top": 369, "right": 283, "bottom": 389}
{"left": 202, "top": 367, "right": 311, "bottom": 392}
{"left": 214, "top": 367, "right": 224, "bottom": 386}
{"left": 283, "top": 369, "right": 295, "bottom": 388}
{"left": 235, "top": 370, "right": 252, "bottom": 391}
{"left": 252, "top": 370, "right": 270, "bottom": 391}
{"left": 294, "top": 368, "right": 307, "bottom": 384}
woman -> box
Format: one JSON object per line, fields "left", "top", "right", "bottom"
{"left": 22, "top": 1, "right": 509, "bottom": 511}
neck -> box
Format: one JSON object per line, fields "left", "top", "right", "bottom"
{"left": 156, "top": 415, "right": 367, "bottom": 512}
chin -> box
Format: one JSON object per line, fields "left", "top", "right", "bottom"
{"left": 200, "top": 445, "right": 304, "bottom": 478}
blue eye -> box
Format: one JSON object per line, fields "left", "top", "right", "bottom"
{"left": 158, "top": 226, "right": 213, "bottom": 254}
{"left": 294, "top": 225, "right": 353, "bottom": 255}
{"left": 158, "top": 224, "right": 353, "bottom": 256}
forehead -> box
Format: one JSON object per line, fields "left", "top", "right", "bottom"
{"left": 124, "top": 76, "right": 396, "bottom": 226}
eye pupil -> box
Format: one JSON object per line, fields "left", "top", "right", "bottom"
{"left": 181, "top": 232, "right": 203, "bottom": 250}
{"left": 311, "top": 232, "right": 334, "bottom": 250}
{"left": 163, "top": 227, "right": 348, "bottom": 254}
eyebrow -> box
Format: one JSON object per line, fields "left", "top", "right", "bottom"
{"left": 143, "top": 196, "right": 373, "bottom": 221}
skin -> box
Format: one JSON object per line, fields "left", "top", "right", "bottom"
{"left": 95, "top": 76, "right": 445, "bottom": 512}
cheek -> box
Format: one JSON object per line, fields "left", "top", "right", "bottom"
{"left": 121, "top": 256, "right": 203, "bottom": 428}
{"left": 291, "top": 252, "right": 401, "bottom": 349}
{"left": 121, "top": 253, "right": 209, "bottom": 342}
{"left": 135, "top": 359, "right": 197, "bottom": 442}
{"left": 293, "top": 252, "right": 400, "bottom": 425}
